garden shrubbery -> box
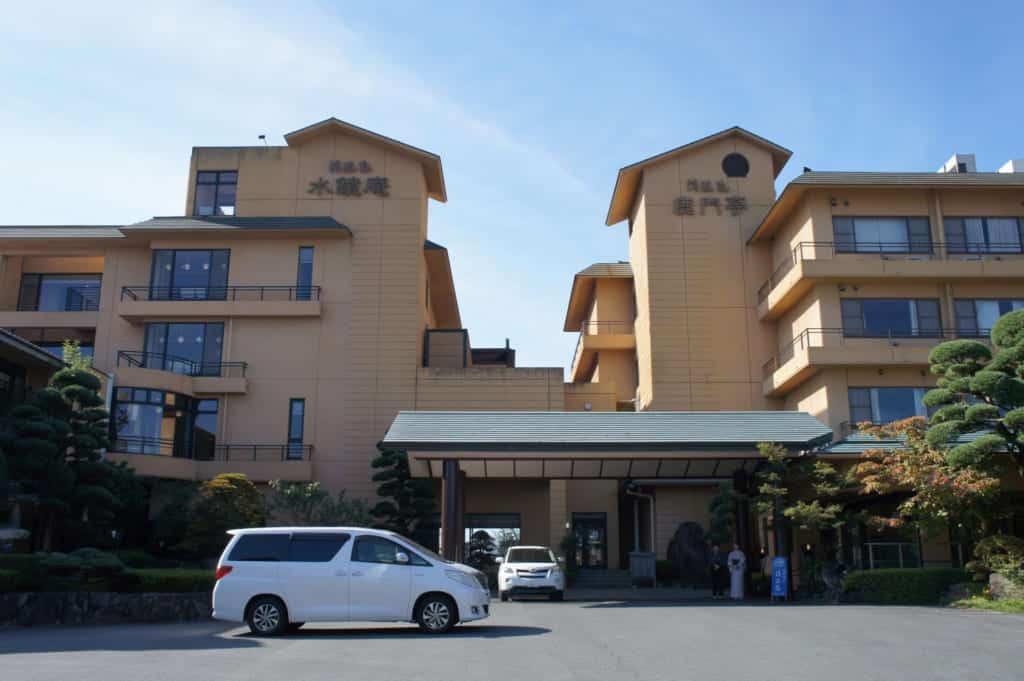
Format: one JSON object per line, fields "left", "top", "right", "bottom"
{"left": 842, "top": 568, "right": 968, "bottom": 605}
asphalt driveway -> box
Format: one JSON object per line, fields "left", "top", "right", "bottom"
{"left": 1, "top": 599, "right": 1021, "bottom": 681}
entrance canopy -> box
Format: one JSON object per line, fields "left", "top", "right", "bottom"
{"left": 382, "top": 411, "right": 833, "bottom": 480}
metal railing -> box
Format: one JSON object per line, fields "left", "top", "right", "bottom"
{"left": 570, "top": 320, "right": 635, "bottom": 374}
{"left": 111, "top": 436, "right": 312, "bottom": 461}
{"left": 762, "top": 327, "right": 985, "bottom": 379}
{"left": 757, "top": 240, "right": 1024, "bottom": 303}
{"left": 116, "top": 350, "right": 248, "bottom": 378}
{"left": 120, "top": 285, "right": 321, "bottom": 302}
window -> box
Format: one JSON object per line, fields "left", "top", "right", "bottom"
{"left": 37, "top": 343, "right": 94, "bottom": 361}
{"left": 840, "top": 298, "right": 942, "bottom": 338}
{"left": 721, "top": 153, "right": 749, "bottom": 178}
{"left": 113, "top": 388, "right": 217, "bottom": 458}
{"left": 296, "top": 247, "right": 314, "bottom": 301}
{"left": 228, "top": 533, "right": 290, "bottom": 562}
{"left": 18, "top": 274, "right": 101, "bottom": 311}
{"left": 289, "top": 533, "right": 350, "bottom": 562}
{"left": 287, "top": 398, "right": 305, "bottom": 460}
{"left": 193, "top": 171, "right": 238, "bottom": 216}
{"left": 944, "top": 217, "right": 1023, "bottom": 254}
{"left": 149, "top": 249, "right": 230, "bottom": 300}
{"left": 144, "top": 322, "right": 224, "bottom": 376}
{"left": 954, "top": 299, "right": 1024, "bottom": 337}
{"left": 833, "top": 217, "right": 932, "bottom": 254}
{"left": 848, "top": 387, "right": 929, "bottom": 425}
{"left": 351, "top": 536, "right": 428, "bottom": 565}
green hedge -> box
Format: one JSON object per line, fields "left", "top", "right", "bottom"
{"left": 842, "top": 568, "right": 968, "bottom": 605}
{"left": 0, "top": 569, "right": 19, "bottom": 593}
{"left": 0, "top": 553, "right": 44, "bottom": 574}
{"left": 121, "top": 569, "right": 216, "bottom": 593}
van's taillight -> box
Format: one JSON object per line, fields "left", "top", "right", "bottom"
{"left": 215, "top": 565, "right": 233, "bottom": 581}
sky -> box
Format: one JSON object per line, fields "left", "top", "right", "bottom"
{"left": 2, "top": 1, "right": 1023, "bottom": 371}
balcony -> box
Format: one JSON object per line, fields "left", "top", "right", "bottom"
{"left": 757, "top": 242, "right": 1024, "bottom": 321}
{"left": 105, "top": 437, "right": 313, "bottom": 482}
{"left": 761, "top": 327, "right": 985, "bottom": 397}
{"left": 569, "top": 320, "right": 636, "bottom": 382}
{"left": 0, "top": 285, "right": 101, "bottom": 329}
{"left": 114, "top": 350, "right": 248, "bottom": 395}
{"left": 118, "top": 285, "right": 322, "bottom": 321}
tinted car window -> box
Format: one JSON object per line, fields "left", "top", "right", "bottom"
{"left": 290, "top": 533, "right": 350, "bottom": 562}
{"left": 228, "top": 533, "right": 290, "bottom": 561}
{"left": 351, "top": 536, "right": 430, "bottom": 565}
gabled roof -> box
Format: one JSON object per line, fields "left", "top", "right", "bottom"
{"left": 564, "top": 262, "right": 633, "bottom": 331}
{"left": 606, "top": 126, "right": 792, "bottom": 226}
{"left": 383, "top": 411, "right": 832, "bottom": 451}
{"left": 126, "top": 216, "right": 352, "bottom": 235}
{"left": 0, "top": 328, "right": 64, "bottom": 370}
{"left": 749, "top": 171, "right": 1024, "bottom": 243}
{"left": 0, "top": 226, "right": 124, "bottom": 239}
{"left": 423, "top": 240, "right": 462, "bottom": 328}
{"left": 284, "top": 117, "right": 447, "bottom": 202}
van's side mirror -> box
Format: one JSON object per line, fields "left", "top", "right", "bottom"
{"left": 557, "top": 556, "right": 565, "bottom": 564}
{"left": 495, "top": 557, "right": 503, "bottom": 564}
{"left": 395, "top": 552, "right": 410, "bottom": 565}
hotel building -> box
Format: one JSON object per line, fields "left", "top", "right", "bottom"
{"left": 2, "top": 119, "right": 1023, "bottom": 576}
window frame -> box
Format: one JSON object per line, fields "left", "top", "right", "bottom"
{"left": 149, "top": 248, "right": 231, "bottom": 300}
{"left": 350, "top": 535, "right": 430, "bottom": 566}
{"left": 193, "top": 170, "right": 238, "bottom": 217}
{"left": 17, "top": 273, "right": 102, "bottom": 312}
{"left": 954, "top": 298, "right": 1024, "bottom": 337}
{"left": 296, "top": 246, "right": 314, "bottom": 301}
{"left": 943, "top": 216, "right": 1024, "bottom": 254}
{"left": 840, "top": 298, "right": 942, "bottom": 338}
{"left": 848, "top": 386, "right": 930, "bottom": 425}
{"left": 287, "top": 398, "right": 305, "bottom": 460}
{"left": 832, "top": 216, "right": 933, "bottom": 254}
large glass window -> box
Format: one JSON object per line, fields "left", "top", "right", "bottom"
{"left": 833, "top": 217, "right": 932, "bottom": 254}
{"left": 287, "top": 398, "right": 305, "bottom": 460}
{"left": 112, "top": 387, "right": 217, "bottom": 458}
{"left": 149, "top": 249, "right": 230, "bottom": 300}
{"left": 841, "top": 298, "right": 942, "bottom": 338}
{"left": 849, "top": 387, "right": 928, "bottom": 425}
{"left": 193, "top": 171, "right": 238, "bottom": 217}
{"left": 296, "top": 246, "right": 314, "bottom": 300}
{"left": 18, "top": 274, "right": 101, "bottom": 311}
{"left": 954, "top": 299, "right": 1024, "bottom": 337}
{"left": 143, "top": 322, "right": 224, "bottom": 376}
{"left": 944, "top": 217, "right": 1023, "bottom": 254}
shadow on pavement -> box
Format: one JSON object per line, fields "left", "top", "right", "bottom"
{"left": 237, "top": 624, "right": 550, "bottom": 640}
{"left": 0, "top": 621, "right": 258, "bottom": 655}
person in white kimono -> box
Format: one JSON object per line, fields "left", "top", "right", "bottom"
{"left": 728, "top": 544, "right": 746, "bottom": 600}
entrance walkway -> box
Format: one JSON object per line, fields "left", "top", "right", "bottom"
{"left": 565, "top": 587, "right": 713, "bottom": 602}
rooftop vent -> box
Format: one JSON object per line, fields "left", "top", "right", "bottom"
{"left": 937, "top": 153, "right": 976, "bottom": 174}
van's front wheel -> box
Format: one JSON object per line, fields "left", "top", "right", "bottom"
{"left": 246, "top": 596, "right": 288, "bottom": 636}
{"left": 415, "top": 594, "right": 456, "bottom": 634}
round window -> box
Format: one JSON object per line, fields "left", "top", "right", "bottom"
{"left": 722, "top": 153, "right": 750, "bottom": 178}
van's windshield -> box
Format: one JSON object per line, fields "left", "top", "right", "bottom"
{"left": 396, "top": 536, "right": 446, "bottom": 564}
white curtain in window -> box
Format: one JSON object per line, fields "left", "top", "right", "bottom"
{"left": 913, "top": 388, "right": 928, "bottom": 417}
{"left": 854, "top": 218, "right": 906, "bottom": 252}
{"left": 987, "top": 218, "right": 1020, "bottom": 252}
{"left": 975, "top": 301, "right": 1001, "bottom": 333}
{"left": 963, "top": 219, "right": 986, "bottom": 251}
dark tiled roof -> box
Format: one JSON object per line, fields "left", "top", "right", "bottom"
{"left": 791, "top": 171, "right": 1024, "bottom": 188}
{"left": 0, "top": 329, "right": 64, "bottom": 369}
{"left": 575, "top": 262, "right": 633, "bottom": 278}
{"left": 127, "top": 216, "right": 352, "bottom": 233}
{"left": 383, "top": 411, "right": 832, "bottom": 451}
{"left": 0, "top": 226, "right": 124, "bottom": 239}
{"left": 822, "top": 430, "right": 997, "bottom": 455}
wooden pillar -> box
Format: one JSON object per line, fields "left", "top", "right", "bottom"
{"left": 441, "top": 460, "right": 465, "bottom": 562}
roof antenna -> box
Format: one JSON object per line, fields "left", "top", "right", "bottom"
{"left": 258, "top": 134, "right": 267, "bottom": 146}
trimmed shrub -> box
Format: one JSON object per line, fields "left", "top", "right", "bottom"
{"left": 0, "top": 553, "right": 45, "bottom": 574}
{"left": 655, "top": 560, "right": 676, "bottom": 584}
{"left": 122, "top": 568, "right": 216, "bottom": 593}
{"left": 842, "top": 568, "right": 968, "bottom": 605}
{"left": 41, "top": 548, "right": 125, "bottom": 578}
{"left": 115, "top": 549, "right": 161, "bottom": 569}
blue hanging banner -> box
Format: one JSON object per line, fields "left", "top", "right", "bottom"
{"left": 771, "top": 556, "right": 789, "bottom": 599}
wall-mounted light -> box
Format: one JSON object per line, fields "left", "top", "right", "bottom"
{"left": 830, "top": 197, "right": 838, "bottom": 207}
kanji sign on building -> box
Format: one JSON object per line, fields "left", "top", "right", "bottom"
{"left": 673, "top": 178, "right": 746, "bottom": 217}
{"left": 307, "top": 160, "right": 390, "bottom": 197}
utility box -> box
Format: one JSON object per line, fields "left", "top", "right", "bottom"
{"left": 629, "top": 551, "right": 656, "bottom": 587}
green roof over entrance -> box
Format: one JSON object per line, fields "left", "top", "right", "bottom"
{"left": 383, "top": 411, "right": 833, "bottom": 451}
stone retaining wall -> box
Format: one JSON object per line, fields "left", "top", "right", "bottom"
{"left": 0, "top": 592, "right": 212, "bottom": 627}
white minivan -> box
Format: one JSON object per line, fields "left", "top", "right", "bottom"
{"left": 212, "top": 527, "right": 491, "bottom": 635}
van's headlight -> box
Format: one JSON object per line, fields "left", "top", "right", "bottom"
{"left": 446, "top": 570, "right": 480, "bottom": 589}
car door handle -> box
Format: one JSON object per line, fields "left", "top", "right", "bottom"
{"left": 351, "top": 571, "right": 364, "bottom": 577}
{"left": 335, "top": 570, "right": 347, "bottom": 576}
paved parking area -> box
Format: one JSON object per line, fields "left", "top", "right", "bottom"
{"left": 1, "top": 599, "right": 1022, "bottom": 681}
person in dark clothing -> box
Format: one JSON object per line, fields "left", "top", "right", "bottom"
{"left": 709, "top": 543, "right": 727, "bottom": 599}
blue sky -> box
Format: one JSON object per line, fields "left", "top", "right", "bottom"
{"left": 2, "top": 1, "right": 1022, "bottom": 370}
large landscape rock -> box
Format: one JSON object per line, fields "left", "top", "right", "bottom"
{"left": 0, "top": 592, "right": 212, "bottom": 627}
{"left": 666, "top": 522, "right": 709, "bottom": 587}
{"left": 989, "top": 573, "right": 1024, "bottom": 601}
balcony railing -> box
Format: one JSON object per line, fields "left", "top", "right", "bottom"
{"left": 120, "top": 285, "right": 321, "bottom": 302}
{"left": 116, "top": 350, "right": 248, "bottom": 378}
{"left": 761, "top": 327, "right": 985, "bottom": 379}
{"left": 757, "top": 241, "right": 1024, "bottom": 303}
{"left": 570, "top": 320, "right": 635, "bottom": 373}
{"left": 111, "top": 436, "right": 312, "bottom": 461}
